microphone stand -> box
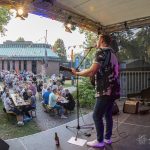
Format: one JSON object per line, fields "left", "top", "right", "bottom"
{"left": 66, "top": 46, "right": 95, "bottom": 140}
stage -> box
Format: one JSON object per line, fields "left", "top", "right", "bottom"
{"left": 6, "top": 101, "right": 150, "bottom": 150}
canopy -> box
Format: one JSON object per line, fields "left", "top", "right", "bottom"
{"left": 1, "top": 0, "right": 150, "bottom": 33}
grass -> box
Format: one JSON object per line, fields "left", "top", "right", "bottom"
{"left": 63, "top": 80, "right": 72, "bottom": 88}
{"left": 0, "top": 101, "right": 41, "bottom": 140}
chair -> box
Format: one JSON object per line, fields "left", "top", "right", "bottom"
{"left": 6, "top": 111, "right": 16, "bottom": 121}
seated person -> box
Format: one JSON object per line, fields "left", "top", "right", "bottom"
{"left": 37, "top": 80, "right": 43, "bottom": 93}
{"left": 43, "top": 87, "right": 51, "bottom": 105}
{"left": 42, "top": 83, "right": 47, "bottom": 97}
{"left": 42, "top": 87, "right": 51, "bottom": 112}
{"left": 3, "top": 92, "right": 24, "bottom": 126}
{"left": 23, "top": 90, "right": 36, "bottom": 119}
{"left": 49, "top": 86, "right": 67, "bottom": 119}
{"left": 22, "top": 86, "right": 29, "bottom": 100}
{"left": 63, "top": 89, "right": 75, "bottom": 111}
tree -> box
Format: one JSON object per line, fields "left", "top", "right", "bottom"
{"left": 53, "top": 38, "right": 67, "bottom": 62}
{"left": 16, "top": 37, "right": 25, "bottom": 42}
{"left": 79, "top": 30, "right": 98, "bottom": 65}
{"left": 0, "top": 7, "right": 11, "bottom": 36}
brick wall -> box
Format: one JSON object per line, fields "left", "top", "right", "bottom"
{"left": 27, "top": 61, "right": 32, "bottom": 72}
{"left": 15, "top": 61, "right": 19, "bottom": 73}
{"left": 4, "top": 61, "right": 7, "bottom": 70}
{"left": 37, "top": 61, "right": 42, "bottom": 74}
{"left": 21, "top": 61, "right": 24, "bottom": 71}
{"left": 47, "top": 61, "right": 59, "bottom": 76}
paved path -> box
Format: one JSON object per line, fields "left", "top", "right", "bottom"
{"left": 34, "top": 86, "right": 90, "bottom": 131}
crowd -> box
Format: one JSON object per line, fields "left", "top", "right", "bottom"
{"left": 0, "top": 70, "right": 75, "bottom": 126}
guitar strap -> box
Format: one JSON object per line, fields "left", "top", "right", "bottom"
{"left": 95, "top": 48, "right": 112, "bottom": 95}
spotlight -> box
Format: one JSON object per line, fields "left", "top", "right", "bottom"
{"left": 15, "top": 13, "right": 25, "bottom": 20}
{"left": 15, "top": 8, "right": 28, "bottom": 20}
{"left": 65, "top": 25, "right": 72, "bottom": 33}
{"left": 66, "top": 23, "right": 72, "bottom": 29}
{"left": 17, "top": 8, "right": 24, "bottom": 16}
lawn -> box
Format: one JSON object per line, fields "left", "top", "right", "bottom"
{"left": 0, "top": 101, "right": 41, "bottom": 140}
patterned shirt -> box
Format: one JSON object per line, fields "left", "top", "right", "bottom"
{"left": 94, "top": 47, "right": 119, "bottom": 96}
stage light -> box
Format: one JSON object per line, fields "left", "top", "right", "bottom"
{"left": 65, "top": 25, "right": 72, "bottom": 33}
{"left": 15, "top": 7, "right": 28, "bottom": 20}
{"left": 15, "top": 13, "right": 25, "bottom": 20}
{"left": 66, "top": 23, "right": 72, "bottom": 29}
{"left": 17, "top": 8, "right": 24, "bottom": 16}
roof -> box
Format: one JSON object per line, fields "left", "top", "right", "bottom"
{"left": 1, "top": 0, "right": 149, "bottom": 33}
{"left": 0, "top": 42, "right": 59, "bottom": 61}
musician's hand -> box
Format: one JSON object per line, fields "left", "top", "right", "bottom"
{"left": 71, "top": 68, "right": 77, "bottom": 75}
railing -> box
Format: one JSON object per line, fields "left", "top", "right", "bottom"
{"left": 120, "top": 71, "right": 150, "bottom": 97}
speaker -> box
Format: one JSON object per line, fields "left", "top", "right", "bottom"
{"left": 112, "top": 102, "right": 119, "bottom": 115}
{"left": 123, "top": 100, "right": 139, "bottom": 114}
{"left": 0, "top": 139, "right": 9, "bottom": 150}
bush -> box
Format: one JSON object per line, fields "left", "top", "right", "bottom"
{"left": 72, "top": 78, "right": 95, "bottom": 108}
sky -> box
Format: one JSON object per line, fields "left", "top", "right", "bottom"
{"left": 0, "top": 13, "right": 86, "bottom": 58}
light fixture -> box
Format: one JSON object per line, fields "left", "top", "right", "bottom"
{"left": 65, "top": 24, "right": 72, "bottom": 33}
{"left": 15, "top": 7, "right": 28, "bottom": 20}
{"left": 17, "top": 8, "right": 24, "bottom": 16}
{"left": 64, "top": 22, "right": 76, "bottom": 33}
{"left": 66, "top": 23, "right": 72, "bottom": 29}
{"left": 124, "top": 21, "right": 129, "bottom": 30}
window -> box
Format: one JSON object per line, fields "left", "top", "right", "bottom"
{"left": 32, "top": 60, "right": 37, "bottom": 74}
{"left": 2, "top": 60, "right": 4, "bottom": 70}
{"left": 13, "top": 61, "right": 15, "bottom": 70}
{"left": 19, "top": 60, "right": 21, "bottom": 71}
{"left": 24, "top": 60, "right": 27, "bottom": 71}
{"left": 7, "top": 61, "right": 10, "bottom": 71}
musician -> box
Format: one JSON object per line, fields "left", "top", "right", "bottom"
{"left": 71, "top": 34, "right": 119, "bottom": 148}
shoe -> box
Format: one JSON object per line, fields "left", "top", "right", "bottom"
{"left": 104, "top": 139, "right": 112, "bottom": 144}
{"left": 17, "top": 121, "right": 24, "bottom": 126}
{"left": 23, "top": 117, "right": 32, "bottom": 122}
{"left": 61, "top": 115, "right": 68, "bottom": 119}
{"left": 87, "top": 140, "right": 105, "bottom": 148}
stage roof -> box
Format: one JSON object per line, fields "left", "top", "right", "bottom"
{"left": 0, "top": 0, "right": 150, "bottom": 33}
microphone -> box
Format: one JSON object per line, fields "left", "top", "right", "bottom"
{"left": 84, "top": 45, "right": 97, "bottom": 49}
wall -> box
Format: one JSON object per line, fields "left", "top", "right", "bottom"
{"left": 36, "top": 61, "right": 42, "bottom": 74}
{"left": 27, "top": 61, "right": 32, "bottom": 72}
{"left": 47, "top": 61, "right": 59, "bottom": 76}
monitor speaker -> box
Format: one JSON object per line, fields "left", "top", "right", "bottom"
{"left": 0, "top": 139, "right": 9, "bottom": 150}
{"left": 123, "top": 100, "right": 139, "bottom": 114}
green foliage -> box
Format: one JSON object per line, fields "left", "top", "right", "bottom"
{"left": 0, "top": 7, "right": 11, "bottom": 36}
{"left": 53, "top": 38, "right": 67, "bottom": 62}
{"left": 114, "top": 27, "right": 150, "bottom": 61}
{"left": 72, "top": 78, "right": 95, "bottom": 108}
{"left": 80, "top": 27, "right": 150, "bottom": 62}
{"left": 16, "top": 37, "right": 25, "bottom": 41}
{"left": 0, "top": 101, "right": 41, "bottom": 140}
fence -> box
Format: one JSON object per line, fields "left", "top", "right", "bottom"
{"left": 120, "top": 71, "right": 150, "bottom": 97}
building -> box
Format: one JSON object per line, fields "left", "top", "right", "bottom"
{"left": 0, "top": 41, "right": 60, "bottom": 76}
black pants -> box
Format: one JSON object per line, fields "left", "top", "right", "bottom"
{"left": 93, "top": 95, "right": 114, "bottom": 142}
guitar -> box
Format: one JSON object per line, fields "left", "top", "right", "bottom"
{"left": 59, "top": 65, "right": 95, "bottom": 86}
{"left": 59, "top": 65, "right": 72, "bottom": 72}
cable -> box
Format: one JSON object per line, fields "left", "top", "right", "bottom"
{"left": 111, "top": 114, "right": 129, "bottom": 143}
{"left": 78, "top": 105, "right": 129, "bottom": 142}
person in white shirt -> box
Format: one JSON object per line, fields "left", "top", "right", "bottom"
{"left": 49, "top": 86, "right": 67, "bottom": 119}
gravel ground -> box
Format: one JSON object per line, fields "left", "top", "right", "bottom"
{"left": 34, "top": 86, "right": 92, "bottom": 131}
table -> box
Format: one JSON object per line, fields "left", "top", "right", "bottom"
{"left": 10, "top": 94, "right": 30, "bottom": 107}
{"left": 0, "top": 86, "right": 3, "bottom": 92}
{"left": 60, "top": 97, "right": 69, "bottom": 104}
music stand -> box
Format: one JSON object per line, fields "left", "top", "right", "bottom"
{"left": 66, "top": 46, "right": 95, "bottom": 140}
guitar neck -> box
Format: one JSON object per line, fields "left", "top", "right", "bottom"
{"left": 59, "top": 65, "right": 72, "bottom": 72}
